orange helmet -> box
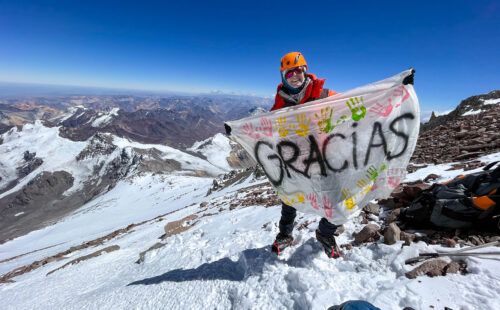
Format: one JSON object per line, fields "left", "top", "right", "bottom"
{"left": 280, "top": 52, "right": 307, "bottom": 72}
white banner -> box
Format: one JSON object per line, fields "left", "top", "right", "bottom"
{"left": 226, "top": 69, "right": 420, "bottom": 225}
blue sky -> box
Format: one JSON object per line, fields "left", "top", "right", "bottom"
{"left": 0, "top": 0, "right": 499, "bottom": 116}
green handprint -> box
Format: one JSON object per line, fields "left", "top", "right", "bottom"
{"left": 365, "top": 165, "right": 379, "bottom": 181}
{"left": 346, "top": 96, "right": 366, "bottom": 121}
{"left": 365, "top": 164, "right": 387, "bottom": 181}
{"left": 315, "top": 107, "right": 335, "bottom": 133}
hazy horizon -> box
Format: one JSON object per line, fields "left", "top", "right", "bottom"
{"left": 0, "top": 81, "right": 272, "bottom": 99}
{"left": 1, "top": 1, "right": 499, "bottom": 114}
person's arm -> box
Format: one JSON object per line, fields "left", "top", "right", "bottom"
{"left": 327, "top": 89, "right": 338, "bottom": 97}
{"left": 270, "top": 93, "right": 285, "bottom": 111}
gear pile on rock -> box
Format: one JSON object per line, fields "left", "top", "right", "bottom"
{"left": 346, "top": 94, "right": 500, "bottom": 279}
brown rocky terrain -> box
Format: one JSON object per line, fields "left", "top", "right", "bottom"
{"left": 422, "top": 90, "right": 500, "bottom": 132}
{"left": 0, "top": 95, "right": 273, "bottom": 149}
{"left": 411, "top": 100, "right": 500, "bottom": 164}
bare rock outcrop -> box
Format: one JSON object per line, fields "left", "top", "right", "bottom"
{"left": 412, "top": 96, "right": 500, "bottom": 165}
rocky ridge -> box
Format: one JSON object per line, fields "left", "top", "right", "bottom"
{"left": 422, "top": 90, "right": 500, "bottom": 132}
{"left": 411, "top": 102, "right": 500, "bottom": 164}
{"left": 0, "top": 95, "right": 273, "bottom": 148}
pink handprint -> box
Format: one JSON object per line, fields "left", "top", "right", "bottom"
{"left": 369, "top": 98, "right": 393, "bottom": 118}
{"left": 322, "top": 196, "right": 334, "bottom": 218}
{"left": 259, "top": 117, "right": 273, "bottom": 137}
{"left": 306, "top": 193, "right": 320, "bottom": 210}
{"left": 393, "top": 85, "right": 410, "bottom": 107}
{"left": 242, "top": 122, "right": 260, "bottom": 140}
{"left": 387, "top": 168, "right": 404, "bottom": 188}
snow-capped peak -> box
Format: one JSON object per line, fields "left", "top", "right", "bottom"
{"left": 91, "top": 108, "right": 120, "bottom": 127}
{"left": 188, "top": 133, "right": 233, "bottom": 171}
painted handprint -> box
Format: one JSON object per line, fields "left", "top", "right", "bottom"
{"left": 369, "top": 98, "right": 393, "bottom": 118}
{"left": 293, "top": 114, "right": 311, "bottom": 137}
{"left": 280, "top": 192, "right": 305, "bottom": 206}
{"left": 393, "top": 85, "right": 410, "bottom": 107}
{"left": 259, "top": 117, "right": 273, "bottom": 137}
{"left": 322, "top": 196, "right": 334, "bottom": 218}
{"left": 387, "top": 168, "right": 405, "bottom": 188}
{"left": 342, "top": 188, "right": 356, "bottom": 210}
{"left": 356, "top": 179, "right": 369, "bottom": 189}
{"left": 242, "top": 122, "right": 260, "bottom": 140}
{"left": 365, "top": 165, "right": 379, "bottom": 181}
{"left": 315, "top": 106, "right": 335, "bottom": 133}
{"left": 346, "top": 96, "right": 366, "bottom": 121}
{"left": 356, "top": 179, "right": 372, "bottom": 195}
{"left": 306, "top": 193, "right": 320, "bottom": 210}
{"left": 293, "top": 193, "right": 305, "bottom": 204}
{"left": 275, "top": 116, "right": 290, "bottom": 137}
{"left": 365, "top": 164, "right": 387, "bottom": 181}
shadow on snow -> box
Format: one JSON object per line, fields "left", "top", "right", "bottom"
{"left": 127, "top": 238, "right": 324, "bottom": 286}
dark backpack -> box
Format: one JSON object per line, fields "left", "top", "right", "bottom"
{"left": 402, "top": 162, "right": 500, "bottom": 231}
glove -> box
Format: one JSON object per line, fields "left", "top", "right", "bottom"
{"left": 224, "top": 123, "right": 232, "bottom": 135}
{"left": 403, "top": 68, "right": 415, "bottom": 85}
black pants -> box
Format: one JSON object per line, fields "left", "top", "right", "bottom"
{"left": 279, "top": 203, "right": 338, "bottom": 237}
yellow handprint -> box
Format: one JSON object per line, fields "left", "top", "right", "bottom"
{"left": 280, "top": 192, "right": 305, "bottom": 206}
{"left": 294, "top": 114, "right": 310, "bottom": 136}
{"left": 342, "top": 188, "right": 357, "bottom": 210}
{"left": 356, "top": 179, "right": 369, "bottom": 189}
{"left": 356, "top": 179, "right": 372, "bottom": 195}
{"left": 293, "top": 193, "right": 305, "bottom": 204}
{"left": 275, "top": 116, "right": 290, "bottom": 137}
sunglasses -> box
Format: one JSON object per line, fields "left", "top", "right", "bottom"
{"left": 284, "top": 67, "right": 304, "bottom": 79}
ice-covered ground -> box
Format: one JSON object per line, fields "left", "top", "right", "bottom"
{"left": 1, "top": 153, "right": 500, "bottom": 310}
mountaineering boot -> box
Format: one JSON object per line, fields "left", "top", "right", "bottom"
{"left": 271, "top": 233, "right": 293, "bottom": 255}
{"left": 316, "top": 229, "right": 342, "bottom": 259}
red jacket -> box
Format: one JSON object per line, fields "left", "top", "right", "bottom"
{"left": 271, "top": 73, "right": 338, "bottom": 111}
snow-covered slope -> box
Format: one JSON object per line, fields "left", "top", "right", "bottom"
{"left": 0, "top": 121, "right": 225, "bottom": 198}
{"left": 0, "top": 121, "right": 227, "bottom": 243}
{"left": 1, "top": 151, "right": 500, "bottom": 309}
{"left": 0, "top": 121, "right": 88, "bottom": 196}
{"left": 91, "top": 108, "right": 120, "bottom": 127}
{"left": 188, "top": 133, "right": 233, "bottom": 171}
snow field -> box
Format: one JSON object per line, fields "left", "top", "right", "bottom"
{"left": 4, "top": 189, "right": 498, "bottom": 310}
{"left": 187, "top": 133, "right": 234, "bottom": 171}
{"left": 0, "top": 121, "right": 88, "bottom": 196}
{"left": 0, "top": 174, "right": 212, "bottom": 274}
{"left": 112, "top": 135, "right": 225, "bottom": 176}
